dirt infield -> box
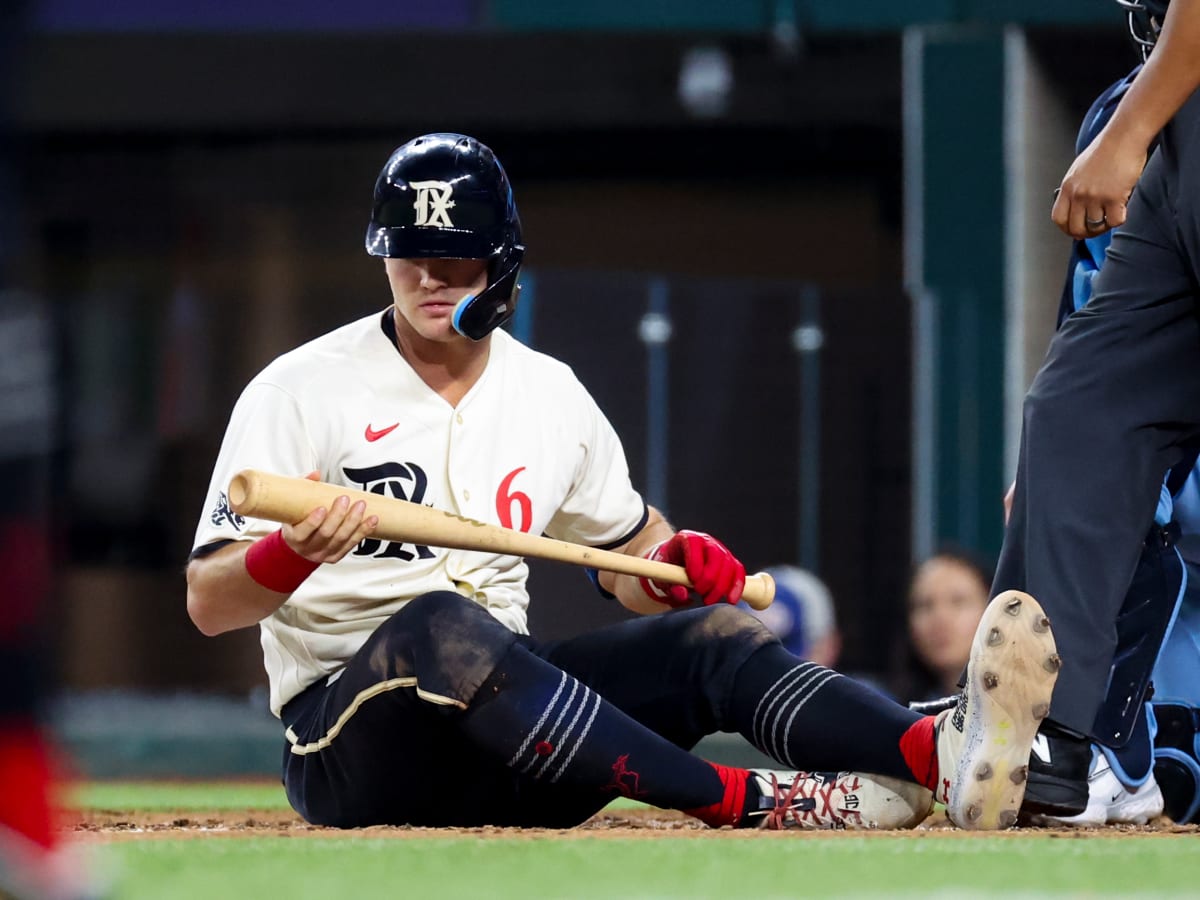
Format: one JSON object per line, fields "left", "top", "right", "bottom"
{"left": 73, "top": 807, "right": 1199, "bottom": 842}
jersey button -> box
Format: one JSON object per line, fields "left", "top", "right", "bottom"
{"left": 456, "top": 413, "right": 464, "bottom": 425}
{"left": 463, "top": 489, "right": 471, "bottom": 501}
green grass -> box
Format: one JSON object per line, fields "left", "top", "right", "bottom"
{"left": 97, "top": 836, "right": 1200, "bottom": 899}
{"left": 76, "top": 783, "right": 1200, "bottom": 899}
{"left": 72, "top": 780, "right": 648, "bottom": 813}
{"left": 73, "top": 780, "right": 291, "bottom": 811}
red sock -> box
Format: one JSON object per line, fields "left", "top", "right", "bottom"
{"left": 0, "top": 723, "right": 61, "bottom": 850}
{"left": 683, "top": 762, "right": 749, "bottom": 827}
{"left": 899, "top": 715, "right": 939, "bottom": 793}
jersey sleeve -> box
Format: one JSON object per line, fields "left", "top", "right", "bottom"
{"left": 543, "top": 383, "right": 647, "bottom": 549}
{"left": 191, "top": 381, "right": 319, "bottom": 554}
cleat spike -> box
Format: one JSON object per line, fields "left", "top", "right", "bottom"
{"left": 1033, "top": 615, "right": 1050, "bottom": 634}
{"left": 976, "top": 763, "right": 993, "bottom": 781}
{"left": 987, "top": 627, "right": 1003, "bottom": 647}
{"left": 1032, "top": 702, "right": 1050, "bottom": 720}
{"left": 983, "top": 671, "right": 1000, "bottom": 690}
{"left": 1010, "top": 765, "right": 1028, "bottom": 785}
{"left": 1044, "top": 654, "right": 1062, "bottom": 674}
{"left": 965, "top": 804, "right": 982, "bottom": 823}
{"left": 999, "top": 810, "right": 1019, "bottom": 828}
{"left": 1004, "top": 596, "right": 1023, "bottom": 616}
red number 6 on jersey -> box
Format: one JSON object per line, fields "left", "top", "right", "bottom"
{"left": 496, "top": 467, "right": 533, "bottom": 533}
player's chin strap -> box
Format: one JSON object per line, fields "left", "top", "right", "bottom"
{"left": 451, "top": 251, "right": 524, "bottom": 341}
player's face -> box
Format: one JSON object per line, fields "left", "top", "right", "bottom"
{"left": 385, "top": 257, "right": 489, "bottom": 343}
{"left": 907, "top": 557, "right": 989, "bottom": 679}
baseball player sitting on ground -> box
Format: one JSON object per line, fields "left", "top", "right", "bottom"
{"left": 187, "top": 133, "right": 1058, "bottom": 831}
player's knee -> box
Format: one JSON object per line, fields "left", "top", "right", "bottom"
{"left": 397, "top": 591, "right": 511, "bottom": 647}
{"left": 398, "top": 590, "right": 479, "bottom": 628}
{"left": 676, "top": 604, "right": 776, "bottom": 655}
{"left": 375, "top": 591, "right": 516, "bottom": 686}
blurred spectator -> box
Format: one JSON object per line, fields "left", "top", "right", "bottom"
{"left": 742, "top": 565, "right": 841, "bottom": 668}
{"left": 0, "top": 4, "right": 98, "bottom": 896}
{"left": 894, "top": 548, "right": 994, "bottom": 703}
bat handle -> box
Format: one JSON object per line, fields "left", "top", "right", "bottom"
{"left": 742, "top": 572, "right": 775, "bottom": 611}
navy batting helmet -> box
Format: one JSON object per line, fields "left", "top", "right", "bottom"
{"left": 1116, "top": 0, "right": 1170, "bottom": 60}
{"left": 366, "top": 133, "right": 525, "bottom": 341}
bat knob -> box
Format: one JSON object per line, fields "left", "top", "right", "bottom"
{"left": 742, "top": 571, "right": 775, "bottom": 610}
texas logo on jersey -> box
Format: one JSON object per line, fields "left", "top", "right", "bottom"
{"left": 343, "top": 461, "right": 435, "bottom": 562}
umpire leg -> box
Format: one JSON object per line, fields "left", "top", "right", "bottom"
{"left": 995, "top": 133, "right": 1200, "bottom": 738}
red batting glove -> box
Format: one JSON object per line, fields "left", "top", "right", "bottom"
{"left": 639, "top": 530, "right": 746, "bottom": 608}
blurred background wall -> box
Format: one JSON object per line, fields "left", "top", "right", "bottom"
{"left": 2, "top": 2, "right": 1139, "bottom": 728}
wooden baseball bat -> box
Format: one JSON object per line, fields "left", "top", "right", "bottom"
{"left": 227, "top": 469, "right": 774, "bottom": 610}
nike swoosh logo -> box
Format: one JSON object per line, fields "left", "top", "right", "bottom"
{"left": 365, "top": 423, "right": 399, "bottom": 442}
{"left": 1030, "top": 734, "right": 1051, "bottom": 765}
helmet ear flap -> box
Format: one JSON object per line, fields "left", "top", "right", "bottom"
{"left": 451, "top": 244, "right": 525, "bottom": 341}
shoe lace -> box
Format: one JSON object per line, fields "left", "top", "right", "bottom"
{"left": 760, "top": 773, "right": 807, "bottom": 830}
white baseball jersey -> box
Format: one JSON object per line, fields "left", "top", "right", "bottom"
{"left": 192, "top": 309, "right": 647, "bottom": 717}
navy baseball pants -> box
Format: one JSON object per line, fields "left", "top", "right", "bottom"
{"left": 280, "top": 591, "right": 771, "bottom": 827}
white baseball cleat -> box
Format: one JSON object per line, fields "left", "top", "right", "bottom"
{"left": 1038, "top": 751, "right": 1164, "bottom": 827}
{"left": 745, "top": 770, "right": 933, "bottom": 830}
{"left": 935, "top": 590, "right": 1060, "bottom": 829}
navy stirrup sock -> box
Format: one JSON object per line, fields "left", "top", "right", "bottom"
{"left": 730, "top": 642, "right": 925, "bottom": 782}
{"left": 459, "top": 642, "right": 751, "bottom": 824}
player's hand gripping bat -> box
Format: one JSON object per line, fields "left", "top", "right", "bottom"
{"left": 227, "top": 469, "right": 775, "bottom": 610}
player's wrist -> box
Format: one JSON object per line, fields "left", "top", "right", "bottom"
{"left": 641, "top": 539, "right": 669, "bottom": 562}
{"left": 244, "top": 529, "right": 320, "bottom": 593}
{"left": 639, "top": 539, "right": 689, "bottom": 607}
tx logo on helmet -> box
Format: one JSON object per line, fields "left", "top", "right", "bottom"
{"left": 411, "top": 180, "right": 456, "bottom": 228}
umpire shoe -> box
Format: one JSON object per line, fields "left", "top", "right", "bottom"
{"left": 1019, "top": 725, "right": 1094, "bottom": 820}
{"left": 745, "top": 770, "right": 932, "bottom": 830}
{"left": 934, "top": 590, "right": 1060, "bottom": 829}
{"left": 1032, "top": 751, "right": 1163, "bottom": 827}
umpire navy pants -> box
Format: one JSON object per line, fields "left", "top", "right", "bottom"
{"left": 995, "top": 87, "right": 1200, "bottom": 737}
{"left": 279, "top": 590, "right": 770, "bottom": 828}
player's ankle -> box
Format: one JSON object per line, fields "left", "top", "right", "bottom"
{"left": 899, "top": 715, "right": 940, "bottom": 792}
{"left": 683, "top": 762, "right": 750, "bottom": 828}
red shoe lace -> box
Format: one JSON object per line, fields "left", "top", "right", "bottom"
{"left": 760, "top": 773, "right": 807, "bottom": 830}
{"left": 759, "top": 772, "right": 864, "bottom": 829}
